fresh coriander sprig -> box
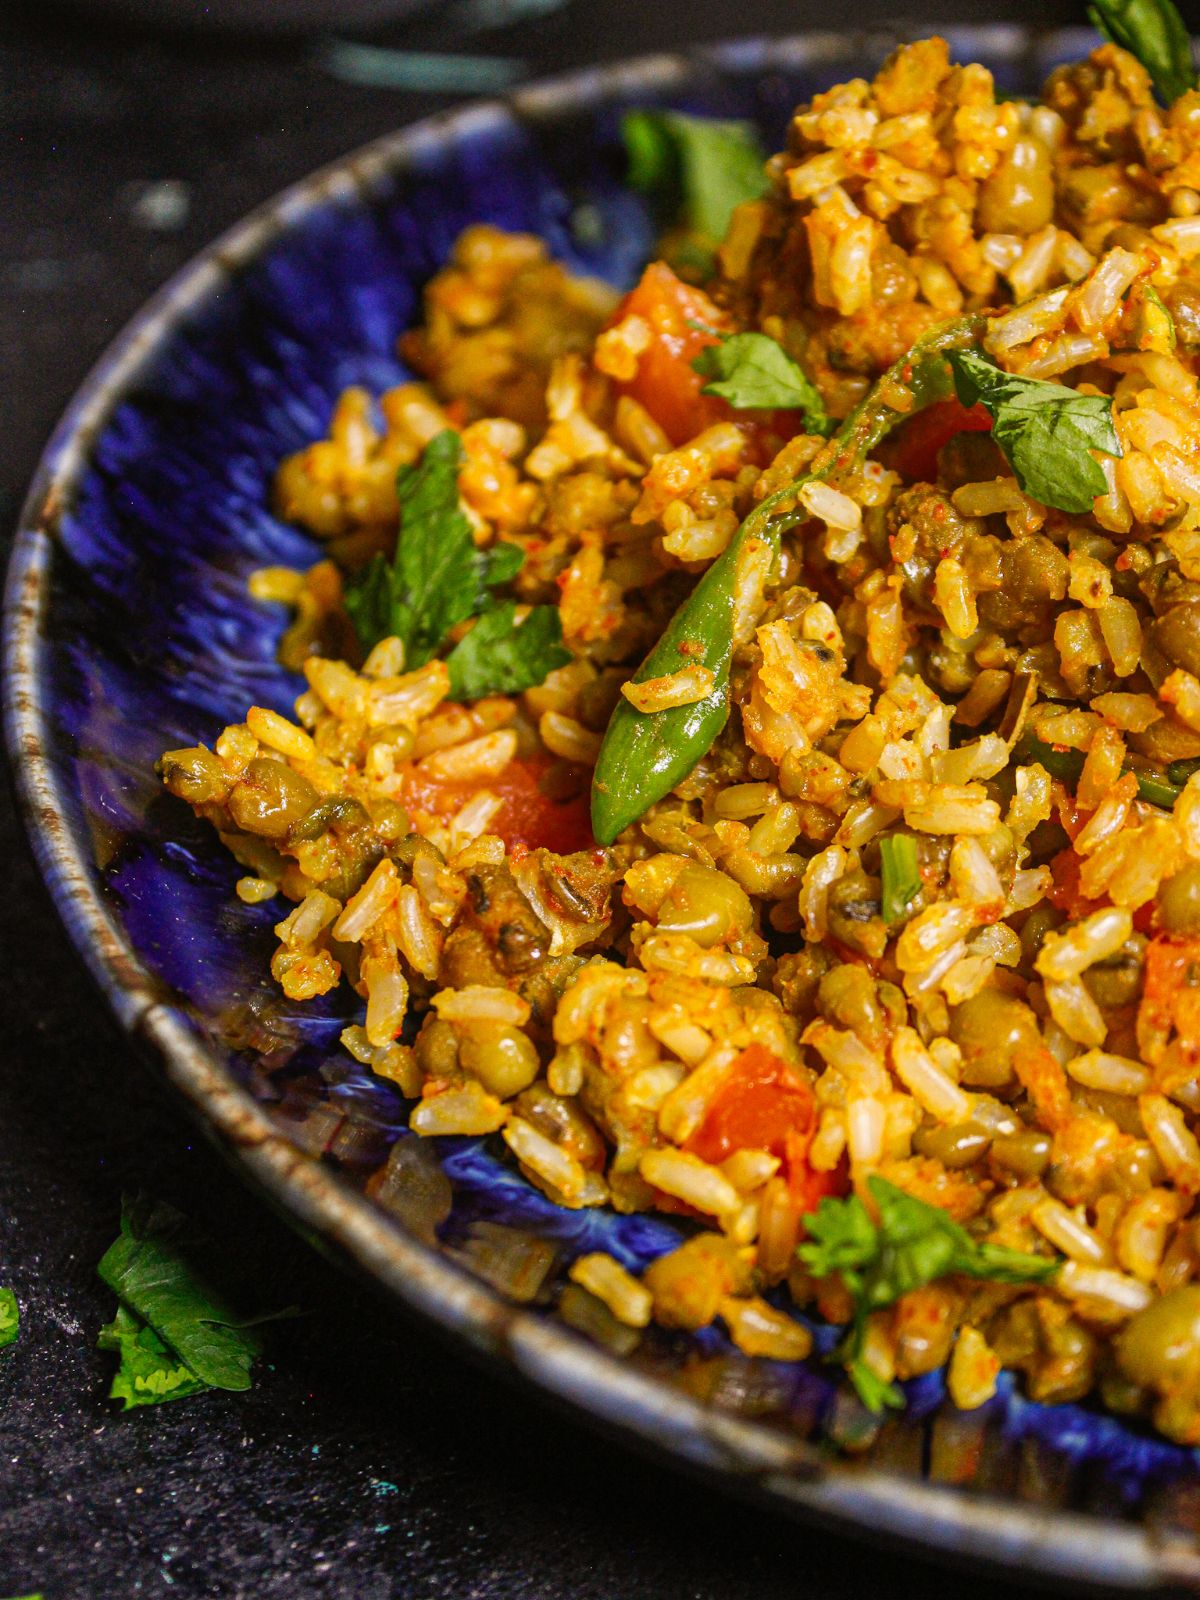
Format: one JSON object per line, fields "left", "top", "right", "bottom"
{"left": 691, "top": 331, "right": 835, "bottom": 435}
{"left": 947, "top": 349, "right": 1122, "bottom": 515}
{"left": 343, "top": 429, "right": 569, "bottom": 699}
{"left": 799, "top": 1177, "right": 1057, "bottom": 1412}
{"left": 1088, "top": 0, "right": 1197, "bottom": 105}
{"left": 622, "top": 110, "right": 768, "bottom": 277}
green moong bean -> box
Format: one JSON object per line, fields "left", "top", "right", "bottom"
{"left": 589, "top": 315, "right": 984, "bottom": 844}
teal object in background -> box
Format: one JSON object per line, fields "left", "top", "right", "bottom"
{"left": 42, "top": 0, "right": 438, "bottom": 35}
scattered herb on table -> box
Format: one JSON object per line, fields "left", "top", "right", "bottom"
{"left": 590, "top": 314, "right": 983, "bottom": 844}
{"left": 343, "top": 429, "right": 568, "bottom": 697}
{"left": 97, "top": 1197, "right": 285, "bottom": 1409}
{"left": 622, "top": 109, "right": 768, "bottom": 275}
{"left": 0, "top": 1288, "right": 18, "bottom": 1350}
{"left": 946, "top": 349, "right": 1123, "bottom": 515}
{"left": 798, "top": 1177, "right": 1057, "bottom": 1411}
{"left": 98, "top": 1305, "right": 210, "bottom": 1411}
{"left": 1088, "top": 0, "right": 1197, "bottom": 105}
{"left": 691, "top": 331, "right": 834, "bottom": 434}
{"left": 880, "top": 834, "right": 922, "bottom": 925}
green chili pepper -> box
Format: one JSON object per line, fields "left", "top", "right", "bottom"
{"left": 589, "top": 315, "right": 984, "bottom": 844}
{"left": 1016, "top": 733, "right": 1183, "bottom": 810}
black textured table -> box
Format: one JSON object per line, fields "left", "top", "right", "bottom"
{"left": 1, "top": 4, "right": 1077, "bottom": 1596}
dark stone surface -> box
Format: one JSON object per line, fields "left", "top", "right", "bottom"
{"left": 0, "top": 4, "right": 1076, "bottom": 1594}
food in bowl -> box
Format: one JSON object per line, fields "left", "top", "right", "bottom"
{"left": 158, "top": 11, "right": 1200, "bottom": 1441}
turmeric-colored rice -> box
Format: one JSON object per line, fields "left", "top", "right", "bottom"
{"left": 159, "top": 33, "right": 1200, "bottom": 1442}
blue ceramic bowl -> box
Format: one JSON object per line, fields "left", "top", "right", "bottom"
{"left": 8, "top": 26, "right": 1200, "bottom": 1587}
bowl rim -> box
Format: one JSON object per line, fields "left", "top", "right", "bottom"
{"left": 5, "top": 26, "right": 1197, "bottom": 1588}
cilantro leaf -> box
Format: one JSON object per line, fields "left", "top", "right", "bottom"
{"left": 446, "top": 601, "right": 570, "bottom": 699}
{"left": 1088, "top": 0, "right": 1197, "bottom": 104}
{"left": 342, "top": 551, "right": 394, "bottom": 653}
{"left": 800, "top": 1189, "right": 879, "bottom": 1282}
{"left": 799, "top": 1177, "right": 1055, "bottom": 1411}
{"left": 947, "top": 349, "right": 1122, "bottom": 515}
{"left": 847, "top": 1360, "right": 905, "bottom": 1413}
{"left": 880, "top": 833, "right": 921, "bottom": 925}
{"left": 483, "top": 540, "right": 526, "bottom": 589}
{"left": 342, "top": 432, "right": 559, "bottom": 699}
{"left": 98, "top": 1304, "right": 209, "bottom": 1411}
{"left": 691, "top": 332, "right": 834, "bottom": 433}
{"left": 622, "top": 110, "right": 768, "bottom": 273}
{"left": 0, "top": 1289, "right": 18, "bottom": 1350}
{"left": 344, "top": 429, "right": 480, "bottom": 665}
{"left": 97, "top": 1197, "right": 265, "bottom": 1393}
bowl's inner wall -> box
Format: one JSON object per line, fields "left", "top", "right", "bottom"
{"left": 30, "top": 23, "right": 1200, "bottom": 1521}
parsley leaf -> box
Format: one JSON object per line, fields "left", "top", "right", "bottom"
{"left": 691, "top": 332, "right": 834, "bottom": 433}
{"left": 799, "top": 1177, "right": 1055, "bottom": 1411}
{"left": 947, "top": 349, "right": 1122, "bottom": 514}
{"left": 622, "top": 110, "right": 768, "bottom": 274}
{"left": 880, "top": 833, "right": 921, "bottom": 924}
{"left": 0, "top": 1289, "right": 18, "bottom": 1351}
{"left": 1088, "top": 0, "right": 1197, "bottom": 105}
{"left": 97, "top": 1197, "right": 266, "bottom": 1395}
{"left": 343, "top": 430, "right": 565, "bottom": 700}
{"left": 482, "top": 540, "right": 526, "bottom": 589}
{"left": 344, "top": 429, "right": 480, "bottom": 666}
{"left": 98, "top": 1304, "right": 210, "bottom": 1411}
{"left": 446, "top": 601, "right": 570, "bottom": 699}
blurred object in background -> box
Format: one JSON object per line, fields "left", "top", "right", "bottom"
{"left": 40, "top": 0, "right": 441, "bottom": 36}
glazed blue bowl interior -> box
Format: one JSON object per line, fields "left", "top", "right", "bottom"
{"left": 11, "top": 26, "right": 1200, "bottom": 1588}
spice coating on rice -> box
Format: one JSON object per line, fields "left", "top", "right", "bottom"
{"left": 159, "top": 30, "right": 1200, "bottom": 1439}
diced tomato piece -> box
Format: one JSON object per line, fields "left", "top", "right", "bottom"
{"left": 787, "top": 1135, "right": 849, "bottom": 1220}
{"left": 608, "top": 263, "right": 801, "bottom": 460}
{"left": 1046, "top": 844, "right": 1156, "bottom": 933}
{"left": 610, "top": 262, "right": 732, "bottom": 446}
{"left": 687, "top": 1042, "right": 816, "bottom": 1166}
{"left": 884, "top": 398, "right": 992, "bottom": 484}
{"left": 1046, "top": 846, "right": 1108, "bottom": 919}
{"left": 684, "top": 1043, "right": 849, "bottom": 1222}
{"left": 401, "top": 752, "right": 592, "bottom": 855}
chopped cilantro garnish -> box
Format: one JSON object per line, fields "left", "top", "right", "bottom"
{"left": 947, "top": 349, "right": 1122, "bottom": 515}
{"left": 879, "top": 833, "right": 921, "bottom": 925}
{"left": 446, "top": 601, "right": 569, "bottom": 699}
{"left": 343, "top": 429, "right": 568, "bottom": 699}
{"left": 691, "top": 331, "right": 834, "bottom": 434}
{"left": 1088, "top": 0, "right": 1197, "bottom": 105}
{"left": 622, "top": 109, "right": 768, "bottom": 276}
{"left": 799, "top": 1177, "right": 1056, "bottom": 1411}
